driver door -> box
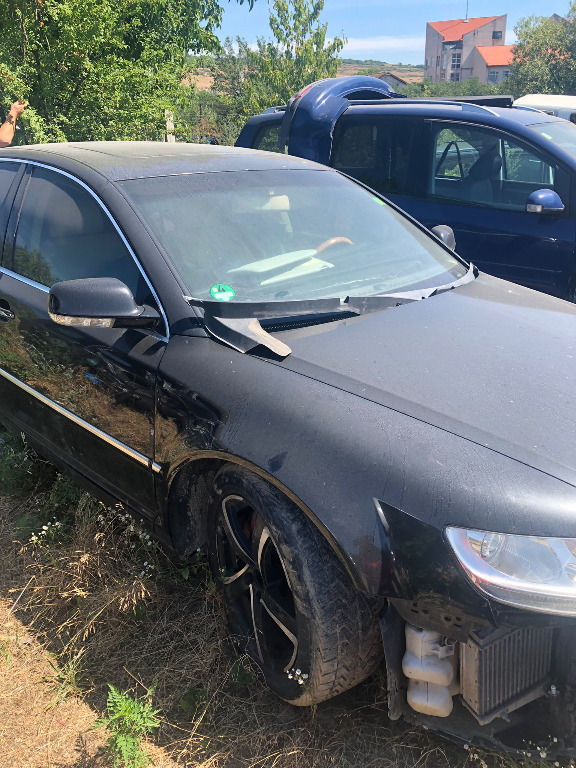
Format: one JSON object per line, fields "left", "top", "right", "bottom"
{"left": 0, "top": 163, "right": 166, "bottom": 517}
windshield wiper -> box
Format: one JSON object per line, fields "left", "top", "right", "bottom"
{"left": 344, "top": 263, "right": 477, "bottom": 311}
{"left": 184, "top": 264, "right": 477, "bottom": 358}
{"left": 185, "top": 297, "right": 357, "bottom": 357}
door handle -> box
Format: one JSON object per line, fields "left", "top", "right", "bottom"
{"left": 0, "top": 306, "right": 15, "bottom": 321}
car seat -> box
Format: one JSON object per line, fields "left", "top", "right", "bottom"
{"left": 461, "top": 152, "right": 502, "bottom": 205}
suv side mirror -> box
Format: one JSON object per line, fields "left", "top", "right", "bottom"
{"left": 526, "top": 189, "right": 565, "bottom": 214}
{"left": 431, "top": 224, "right": 456, "bottom": 251}
{"left": 48, "top": 277, "right": 159, "bottom": 329}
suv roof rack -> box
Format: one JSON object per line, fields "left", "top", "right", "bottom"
{"left": 347, "top": 98, "right": 510, "bottom": 116}
{"left": 512, "top": 105, "right": 549, "bottom": 114}
{"left": 429, "top": 95, "right": 513, "bottom": 108}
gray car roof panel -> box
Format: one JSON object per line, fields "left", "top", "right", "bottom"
{"left": 0, "top": 141, "right": 330, "bottom": 181}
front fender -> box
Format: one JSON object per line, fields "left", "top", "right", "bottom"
{"left": 156, "top": 335, "right": 576, "bottom": 622}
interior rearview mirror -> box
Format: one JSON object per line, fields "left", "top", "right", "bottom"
{"left": 48, "top": 277, "right": 159, "bottom": 329}
{"left": 431, "top": 225, "right": 456, "bottom": 251}
{"left": 526, "top": 189, "right": 565, "bottom": 214}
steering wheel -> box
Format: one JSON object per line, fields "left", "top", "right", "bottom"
{"left": 435, "top": 140, "right": 464, "bottom": 179}
{"left": 315, "top": 237, "right": 353, "bottom": 254}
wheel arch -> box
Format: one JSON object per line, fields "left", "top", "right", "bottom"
{"left": 163, "top": 450, "right": 366, "bottom": 590}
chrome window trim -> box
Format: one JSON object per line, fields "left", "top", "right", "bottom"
{"left": 0, "top": 264, "right": 48, "bottom": 292}
{"left": 0, "top": 365, "right": 162, "bottom": 474}
{"left": 0, "top": 157, "right": 169, "bottom": 340}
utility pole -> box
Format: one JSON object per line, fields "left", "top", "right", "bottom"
{"left": 466, "top": 0, "right": 469, "bottom": 20}
{"left": 165, "top": 109, "right": 175, "bottom": 143}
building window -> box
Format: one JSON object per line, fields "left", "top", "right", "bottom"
{"left": 488, "top": 70, "right": 499, "bottom": 83}
{"left": 451, "top": 52, "right": 461, "bottom": 69}
{"left": 436, "top": 55, "right": 440, "bottom": 67}
{"left": 492, "top": 30, "right": 503, "bottom": 40}
{"left": 503, "top": 70, "right": 511, "bottom": 79}
{"left": 450, "top": 72, "right": 460, "bottom": 82}
{"left": 442, "top": 54, "right": 447, "bottom": 69}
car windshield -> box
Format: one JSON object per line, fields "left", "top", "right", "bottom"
{"left": 527, "top": 120, "right": 576, "bottom": 159}
{"left": 118, "top": 169, "right": 467, "bottom": 304}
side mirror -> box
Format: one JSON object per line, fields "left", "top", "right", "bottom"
{"left": 526, "top": 189, "right": 565, "bottom": 214}
{"left": 431, "top": 224, "right": 456, "bottom": 251}
{"left": 48, "top": 278, "right": 159, "bottom": 329}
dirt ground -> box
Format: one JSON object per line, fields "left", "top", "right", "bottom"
{"left": 0, "top": 597, "right": 178, "bottom": 768}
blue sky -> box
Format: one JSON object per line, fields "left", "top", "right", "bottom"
{"left": 217, "top": 0, "right": 571, "bottom": 64}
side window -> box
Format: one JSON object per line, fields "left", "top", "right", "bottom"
{"left": 11, "top": 167, "right": 151, "bottom": 302}
{"left": 435, "top": 128, "right": 479, "bottom": 179}
{"left": 331, "top": 117, "right": 419, "bottom": 196}
{"left": 331, "top": 122, "right": 378, "bottom": 169}
{"left": 503, "top": 139, "right": 552, "bottom": 184}
{"left": 0, "top": 163, "right": 20, "bottom": 263}
{"left": 254, "top": 123, "right": 285, "bottom": 153}
{"left": 431, "top": 123, "right": 567, "bottom": 212}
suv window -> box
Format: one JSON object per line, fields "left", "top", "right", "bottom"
{"left": 331, "top": 116, "right": 422, "bottom": 196}
{"left": 254, "top": 123, "right": 284, "bottom": 153}
{"left": 431, "top": 123, "right": 568, "bottom": 211}
{"left": 11, "top": 166, "right": 151, "bottom": 302}
{"left": 503, "top": 139, "right": 552, "bottom": 184}
{"left": 0, "top": 162, "right": 19, "bottom": 262}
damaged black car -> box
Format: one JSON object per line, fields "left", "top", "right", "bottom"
{"left": 0, "top": 142, "right": 574, "bottom": 759}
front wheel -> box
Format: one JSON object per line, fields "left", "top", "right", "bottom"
{"left": 208, "top": 465, "right": 382, "bottom": 705}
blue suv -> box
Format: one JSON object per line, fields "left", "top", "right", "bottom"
{"left": 237, "top": 76, "right": 576, "bottom": 301}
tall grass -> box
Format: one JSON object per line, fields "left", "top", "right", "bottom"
{"left": 0, "top": 429, "right": 535, "bottom": 768}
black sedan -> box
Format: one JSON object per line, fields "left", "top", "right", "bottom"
{"left": 0, "top": 142, "right": 574, "bottom": 758}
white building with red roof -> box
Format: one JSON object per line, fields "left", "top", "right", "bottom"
{"left": 424, "top": 15, "right": 511, "bottom": 84}
{"left": 472, "top": 45, "right": 515, "bottom": 83}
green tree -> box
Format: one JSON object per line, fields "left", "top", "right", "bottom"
{"left": 0, "top": 0, "right": 250, "bottom": 144}
{"left": 176, "top": 86, "right": 246, "bottom": 146}
{"left": 211, "top": 0, "right": 346, "bottom": 118}
{"left": 403, "top": 77, "right": 501, "bottom": 99}
{"left": 508, "top": 11, "right": 576, "bottom": 96}
{"left": 261, "top": 0, "right": 346, "bottom": 104}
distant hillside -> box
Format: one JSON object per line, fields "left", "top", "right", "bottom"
{"left": 337, "top": 60, "right": 424, "bottom": 84}
{"left": 187, "top": 59, "right": 424, "bottom": 93}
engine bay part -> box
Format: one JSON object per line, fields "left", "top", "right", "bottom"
{"left": 402, "top": 623, "right": 554, "bottom": 727}
{"left": 402, "top": 625, "right": 459, "bottom": 717}
{"left": 460, "top": 626, "right": 553, "bottom": 725}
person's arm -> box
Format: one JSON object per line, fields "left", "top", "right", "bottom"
{"left": 0, "top": 101, "right": 27, "bottom": 148}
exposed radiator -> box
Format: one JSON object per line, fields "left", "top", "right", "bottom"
{"left": 460, "top": 626, "right": 553, "bottom": 725}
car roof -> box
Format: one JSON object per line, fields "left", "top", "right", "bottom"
{"left": 343, "top": 100, "right": 564, "bottom": 129}
{"left": 0, "top": 141, "right": 330, "bottom": 181}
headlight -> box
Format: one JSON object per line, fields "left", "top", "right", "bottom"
{"left": 446, "top": 527, "right": 576, "bottom": 616}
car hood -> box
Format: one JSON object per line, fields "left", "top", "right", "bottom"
{"left": 271, "top": 274, "right": 576, "bottom": 487}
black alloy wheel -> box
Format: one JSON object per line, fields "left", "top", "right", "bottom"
{"left": 208, "top": 465, "right": 383, "bottom": 705}
{"left": 215, "top": 494, "right": 300, "bottom": 677}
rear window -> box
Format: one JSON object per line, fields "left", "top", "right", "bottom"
{"left": 330, "top": 116, "right": 423, "bottom": 197}
{"left": 254, "top": 123, "right": 284, "bottom": 153}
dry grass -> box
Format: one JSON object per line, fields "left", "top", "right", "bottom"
{"left": 0, "top": 435, "right": 533, "bottom": 768}
{"left": 336, "top": 63, "right": 424, "bottom": 84}
{"left": 184, "top": 64, "right": 423, "bottom": 95}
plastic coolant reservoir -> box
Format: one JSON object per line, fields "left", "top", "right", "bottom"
{"left": 402, "top": 625, "right": 460, "bottom": 718}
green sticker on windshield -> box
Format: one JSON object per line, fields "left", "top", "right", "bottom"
{"left": 372, "top": 196, "right": 385, "bottom": 205}
{"left": 210, "top": 283, "right": 236, "bottom": 301}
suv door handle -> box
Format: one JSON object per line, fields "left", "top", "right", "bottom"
{"left": 0, "top": 306, "right": 15, "bottom": 321}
